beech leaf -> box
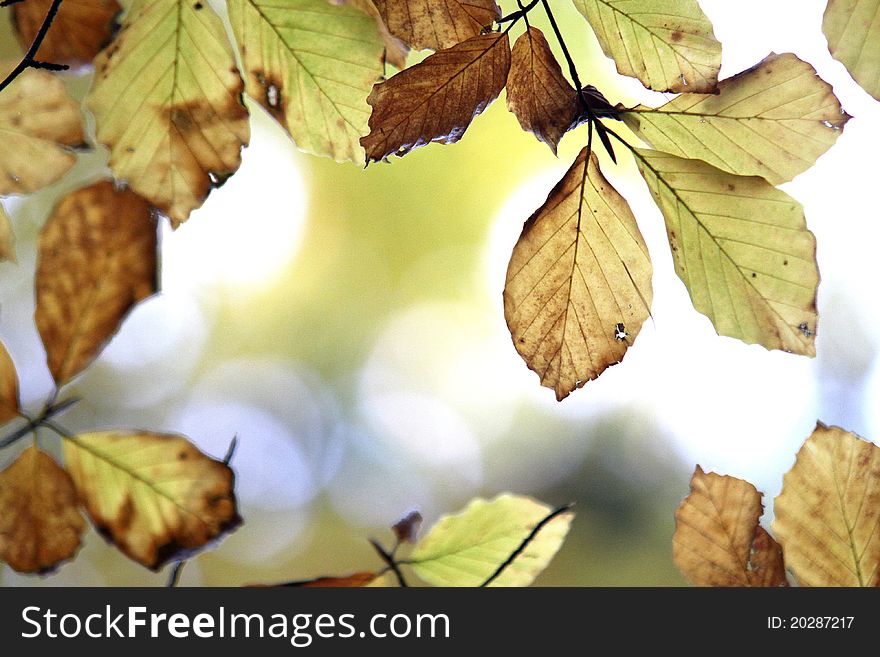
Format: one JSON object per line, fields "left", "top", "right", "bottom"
{"left": 333, "top": 0, "right": 409, "bottom": 69}
{"left": 0, "top": 447, "right": 86, "bottom": 574}
{"left": 634, "top": 149, "right": 818, "bottom": 355}
{"left": 372, "top": 0, "right": 500, "bottom": 51}
{"left": 0, "top": 339, "right": 20, "bottom": 425}
{"left": 504, "top": 149, "right": 653, "bottom": 401}
{"left": 361, "top": 32, "right": 511, "bottom": 163}
{"left": 229, "top": 0, "right": 384, "bottom": 165}
{"left": 773, "top": 423, "right": 880, "bottom": 587}
{"left": 0, "top": 204, "right": 14, "bottom": 263}
{"left": 35, "top": 181, "right": 158, "bottom": 385}
{"left": 409, "top": 495, "right": 573, "bottom": 587}
{"left": 673, "top": 466, "right": 787, "bottom": 587}
{"left": 88, "top": 0, "right": 250, "bottom": 226}
{"left": 571, "top": 0, "right": 721, "bottom": 93}
{"left": 63, "top": 430, "right": 241, "bottom": 570}
{"left": 823, "top": 0, "right": 880, "bottom": 101}
{"left": 622, "top": 53, "right": 850, "bottom": 185}
{"left": 0, "top": 68, "right": 84, "bottom": 195}
{"left": 12, "top": 0, "right": 122, "bottom": 68}
{"left": 506, "top": 27, "right": 579, "bottom": 154}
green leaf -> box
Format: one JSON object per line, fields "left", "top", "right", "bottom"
{"left": 634, "top": 149, "right": 818, "bottom": 355}
{"left": 823, "top": 0, "right": 880, "bottom": 101}
{"left": 228, "top": 0, "right": 385, "bottom": 165}
{"left": 571, "top": 0, "right": 721, "bottom": 93}
{"left": 409, "top": 495, "right": 573, "bottom": 586}
{"left": 622, "top": 53, "right": 850, "bottom": 185}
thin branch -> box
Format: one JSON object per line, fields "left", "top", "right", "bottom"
{"left": 0, "top": 396, "right": 80, "bottom": 449}
{"left": 167, "top": 561, "right": 186, "bottom": 588}
{"left": 0, "top": 0, "right": 68, "bottom": 95}
{"left": 369, "top": 539, "right": 409, "bottom": 587}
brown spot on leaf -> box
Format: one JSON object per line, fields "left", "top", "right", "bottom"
{"left": 670, "top": 31, "right": 683, "bottom": 42}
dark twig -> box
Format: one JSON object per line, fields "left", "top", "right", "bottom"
{"left": 369, "top": 539, "right": 409, "bottom": 587}
{"left": 0, "top": 396, "right": 80, "bottom": 449}
{"left": 167, "top": 561, "right": 186, "bottom": 588}
{"left": 0, "top": 0, "right": 68, "bottom": 95}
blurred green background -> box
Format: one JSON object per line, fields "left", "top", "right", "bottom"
{"left": 1, "top": 0, "right": 879, "bottom": 586}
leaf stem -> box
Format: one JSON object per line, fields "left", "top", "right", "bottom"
{"left": 0, "top": 0, "right": 68, "bottom": 95}
{"left": 0, "top": 396, "right": 80, "bottom": 449}
{"left": 369, "top": 538, "right": 409, "bottom": 587}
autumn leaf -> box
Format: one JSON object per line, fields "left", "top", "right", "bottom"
{"left": 773, "top": 423, "right": 880, "bottom": 587}
{"left": 0, "top": 339, "right": 20, "bottom": 424}
{"left": 0, "top": 204, "right": 14, "bottom": 263}
{"left": 571, "top": 0, "right": 721, "bottom": 93}
{"left": 333, "top": 0, "right": 409, "bottom": 69}
{"left": 63, "top": 431, "right": 240, "bottom": 570}
{"left": 275, "top": 572, "right": 379, "bottom": 587}
{"left": 12, "top": 0, "right": 122, "bottom": 68}
{"left": 35, "top": 181, "right": 158, "bottom": 385}
{"left": 622, "top": 53, "right": 850, "bottom": 185}
{"left": 409, "top": 495, "right": 573, "bottom": 586}
{"left": 0, "top": 447, "right": 86, "bottom": 574}
{"left": 506, "top": 27, "right": 579, "bottom": 154}
{"left": 88, "top": 0, "right": 250, "bottom": 226}
{"left": 634, "top": 149, "right": 818, "bottom": 355}
{"left": 505, "top": 149, "right": 652, "bottom": 401}
{"left": 0, "top": 68, "right": 84, "bottom": 195}
{"left": 362, "top": 32, "right": 511, "bottom": 162}
{"left": 229, "top": 0, "right": 384, "bottom": 165}
{"left": 372, "top": 0, "right": 499, "bottom": 51}
{"left": 823, "top": 0, "right": 880, "bottom": 101}
{"left": 673, "top": 466, "right": 787, "bottom": 587}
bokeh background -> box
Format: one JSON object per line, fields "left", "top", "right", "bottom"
{"left": 1, "top": 0, "right": 878, "bottom": 586}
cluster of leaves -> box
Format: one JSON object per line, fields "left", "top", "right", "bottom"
{"left": 674, "top": 423, "right": 880, "bottom": 587}
{"left": 255, "top": 495, "right": 574, "bottom": 587}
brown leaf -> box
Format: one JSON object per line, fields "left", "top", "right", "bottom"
{"left": 264, "top": 572, "right": 379, "bottom": 587}
{"left": 392, "top": 510, "right": 423, "bottom": 544}
{"left": 674, "top": 466, "right": 787, "bottom": 587}
{"left": 0, "top": 447, "right": 86, "bottom": 573}
{"left": 0, "top": 68, "right": 84, "bottom": 195}
{"left": 362, "top": 32, "right": 511, "bottom": 163}
{"left": 332, "top": 0, "right": 409, "bottom": 69}
{"left": 373, "top": 0, "right": 500, "bottom": 51}
{"left": 63, "top": 430, "right": 241, "bottom": 570}
{"left": 773, "top": 423, "right": 880, "bottom": 586}
{"left": 35, "top": 181, "right": 158, "bottom": 385}
{"left": 0, "top": 339, "right": 20, "bottom": 424}
{"left": 504, "top": 149, "right": 652, "bottom": 400}
{"left": 13, "top": 0, "right": 122, "bottom": 68}
{"left": 506, "top": 27, "right": 579, "bottom": 154}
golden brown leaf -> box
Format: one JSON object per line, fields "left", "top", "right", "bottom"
{"left": 0, "top": 203, "right": 14, "bottom": 263}
{"left": 773, "top": 423, "right": 880, "bottom": 586}
{"left": 674, "top": 466, "right": 786, "bottom": 587}
{"left": 0, "top": 68, "right": 84, "bottom": 195}
{"left": 362, "top": 32, "right": 511, "bottom": 163}
{"left": 333, "top": 0, "right": 409, "bottom": 69}
{"left": 0, "top": 447, "right": 86, "bottom": 574}
{"left": 0, "top": 339, "right": 20, "bottom": 424}
{"left": 504, "top": 149, "right": 652, "bottom": 401}
{"left": 506, "top": 27, "right": 579, "bottom": 154}
{"left": 373, "top": 0, "right": 500, "bottom": 51}
{"left": 277, "top": 572, "right": 379, "bottom": 587}
{"left": 35, "top": 181, "right": 158, "bottom": 385}
{"left": 63, "top": 430, "right": 241, "bottom": 570}
{"left": 13, "top": 0, "right": 121, "bottom": 67}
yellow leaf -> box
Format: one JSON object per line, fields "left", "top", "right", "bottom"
{"left": 571, "top": 0, "right": 721, "bottom": 93}
{"left": 0, "top": 68, "right": 84, "bottom": 195}
{"left": 823, "top": 0, "right": 880, "bottom": 101}
{"left": 622, "top": 53, "right": 850, "bottom": 185}
{"left": 63, "top": 431, "right": 240, "bottom": 570}
{"left": 673, "top": 466, "right": 787, "bottom": 587}
{"left": 229, "top": 0, "right": 384, "bottom": 165}
{"left": 88, "top": 0, "right": 250, "bottom": 226}
{"left": 634, "top": 149, "right": 818, "bottom": 355}
{"left": 0, "top": 203, "right": 14, "bottom": 263}
{"left": 0, "top": 338, "right": 19, "bottom": 424}
{"left": 773, "top": 423, "right": 880, "bottom": 586}
{"left": 35, "top": 181, "right": 158, "bottom": 385}
{"left": 505, "top": 149, "right": 653, "bottom": 401}
{"left": 332, "top": 0, "right": 409, "bottom": 69}
{"left": 0, "top": 446, "right": 86, "bottom": 574}
{"left": 372, "top": 0, "right": 499, "bottom": 51}
{"left": 409, "top": 495, "right": 573, "bottom": 587}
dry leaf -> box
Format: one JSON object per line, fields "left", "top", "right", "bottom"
{"left": 373, "top": 0, "right": 500, "bottom": 51}
{"left": 362, "top": 32, "right": 511, "bottom": 163}
{"left": 634, "top": 149, "right": 818, "bottom": 356}
{"left": 284, "top": 572, "right": 379, "bottom": 587}
{"left": 0, "top": 204, "right": 14, "bottom": 263}
{"left": 13, "top": 0, "right": 122, "bottom": 67}
{"left": 0, "top": 447, "right": 86, "bottom": 574}
{"left": 63, "top": 430, "right": 240, "bottom": 570}
{"left": 88, "top": 0, "right": 250, "bottom": 225}
{"left": 0, "top": 339, "right": 20, "bottom": 424}
{"left": 622, "top": 53, "right": 850, "bottom": 185}
{"left": 392, "top": 510, "right": 423, "bottom": 544}
{"left": 333, "top": 0, "right": 409, "bottom": 69}
{"left": 0, "top": 68, "right": 84, "bottom": 195}
{"left": 35, "top": 181, "right": 158, "bottom": 385}
{"left": 673, "top": 466, "right": 787, "bottom": 587}
{"left": 773, "top": 423, "right": 880, "bottom": 586}
{"left": 506, "top": 27, "right": 579, "bottom": 154}
{"left": 824, "top": 0, "right": 880, "bottom": 101}
{"left": 229, "top": 0, "right": 384, "bottom": 165}
{"left": 505, "top": 149, "right": 652, "bottom": 401}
